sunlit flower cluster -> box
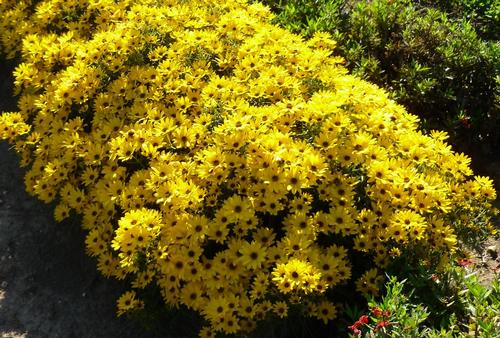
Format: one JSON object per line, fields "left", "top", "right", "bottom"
{"left": 0, "top": 0, "right": 497, "bottom": 336}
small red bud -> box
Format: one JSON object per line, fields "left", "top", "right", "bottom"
{"left": 371, "top": 307, "right": 383, "bottom": 317}
{"left": 359, "top": 315, "right": 369, "bottom": 324}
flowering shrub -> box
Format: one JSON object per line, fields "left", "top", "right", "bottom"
{"left": 0, "top": 0, "right": 497, "bottom": 336}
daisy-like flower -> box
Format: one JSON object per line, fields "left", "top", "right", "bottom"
{"left": 313, "top": 300, "right": 338, "bottom": 324}
{"left": 238, "top": 240, "right": 267, "bottom": 270}
{"left": 221, "top": 195, "right": 253, "bottom": 223}
{"left": 355, "top": 268, "right": 384, "bottom": 297}
{"left": 272, "top": 258, "right": 321, "bottom": 294}
{"left": 117, "top": 290, "right": 144, "bottom": 316}
{"left": 273, "top": 301, "right": 289, "bottom": 318}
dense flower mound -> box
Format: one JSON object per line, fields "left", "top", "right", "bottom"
{"left": 0, "top": 0, "right": 497, "bottom": 336}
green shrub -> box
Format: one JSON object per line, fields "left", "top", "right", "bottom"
{"left": 347, "top": 276, "right": 436, "bottom": 337}
{"left": 346, "top": 266, "right": 500, "bottom": 337}
{"left": 262, "top": 0, "right": 345, "bottom": 37}
{"left": 417, "top": 0, "right": 500, "bottom": 40}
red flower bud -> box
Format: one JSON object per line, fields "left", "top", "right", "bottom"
{"left": 359, "top": 315, "right": 369, "bottom": 324}
{"left": 375, "top": 320, "right": 391, "bottom": 330}
{"left": 457, "top": 258, "right": 474, "bottom": 267}
{"left": 348, "top": 324, "right": 360, "bottom": 332}
{"left": 371, "top": 307, "right": 383, "bottom": 317}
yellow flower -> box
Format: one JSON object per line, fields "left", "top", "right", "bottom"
{"left": 312, "top": 300, "right": 337, "bottom": 324}
{"left": 220, "top": 195, "right": 253, "bottom": 223}
{"left": 273, "top": 301, "right": 289, "bottom": 318}
{"left": 353, "top": 235, "right": 373, "bottom": 252}
{"left": 198, "top": 326, "right": 217, "bottom": 338}
{"left": 181, "top": 281, "right": 206, "bottom": 310}
{"left": 473, "top": 176, "right": 497, "bottom": 200}
{"left": 202, "top": 295, "right": 231, "bottom": 322}
{"left": 238, "top": 241, "right": 267, "bottom": 270}
{"left": 391, "top": 210, "right": 427, "bottom": 242}
{"left": 356, "top": 268, "right": 383, "bottom": 297}
{"left": 53, "top": 202, "right": 71, "bottom": 222}
{"left": 13, "top": 62, "right": 38, "bottom": 88}
{"left": 272, "top": 258, "right": 321, "bottom": 294}
{"left": 301, "top": 149, "right": 327, "bottom": 180}
{"left": 97, "top": 252, "right": 119, "bottom": 278}
{"left": 307, "top": 31, "right": 337, "bottom": 51}
{"left": 117, "top": 290, "right": 144, "bottom": 316}
{"left": 85, "top": 229, "right": 107, "bottom": 257}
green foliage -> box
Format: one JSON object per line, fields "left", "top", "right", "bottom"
{"left": 379, "top": 255, "right": 463, "bottom": 331}
{"left": 365, "top": 276, "right": 436, "bottom": 337}
{"left": 260, "top": 0, "right": 500, "bottom": 158}
{"left": 456, "top": 270, "right": 500, "bottom": 336}
{"left": 347, "top": 269, "right": 500, "bottom": 337}
{"left": 263, "top": 0, "right": 346, "bottom": 37}
{"left": 417, "top": 0, "right": 500, "bottom": 40}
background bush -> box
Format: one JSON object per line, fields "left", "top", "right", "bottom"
{"left": 417, "top": 0, "right": 500, "bottom": 40}
{"left": 261, "top": 0, "right": 500, "bottom": 173}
